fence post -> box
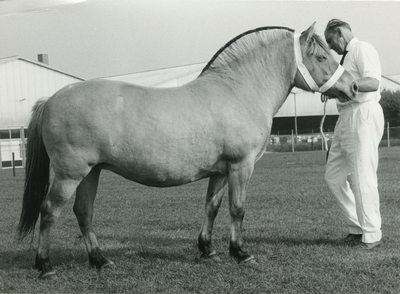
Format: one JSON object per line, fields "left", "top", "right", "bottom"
{"left": 291, "top": 129, "right": 294, "bottom": 152}
{"left": 387, "top": 122, "right": 390, "bottom": 147}
{"left": 12, "top": 152, "right": 15, "bottom": 176}
{"left": 20, "top": 126, "right": 26, "bottom": 167}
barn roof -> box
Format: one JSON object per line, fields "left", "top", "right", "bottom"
{"left": 104, "top": 63, "right": 206, "bottom": 87}
{"left": 384, "top": 74, "right": 400, "bottom": 84}
{"left": 0, "top": 55, "right": 85, "bottom": 81}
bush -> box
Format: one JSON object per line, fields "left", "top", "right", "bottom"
{"left": 380, "top": 89, "right": 400, "bottom": 127}
{"left": 379, "top": 139, "right": 400, "bottom": 147}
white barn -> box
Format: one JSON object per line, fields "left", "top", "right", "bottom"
{"left": 0, "top": 55, "right": 84, "bottom": 168}
{"left": 0, "top": 55, "right": 84, "bottom": 128}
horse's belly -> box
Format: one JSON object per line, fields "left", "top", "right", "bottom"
{"left": 100, "top": 141, "right": 224, "bottom": 187}
{"left": 99, "top": 159, "right": 220, "bottom": 187}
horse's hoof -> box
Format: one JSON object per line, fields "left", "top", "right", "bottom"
{"left": 231, "top": 251, "right": 255, "bottom": 264}
{"left": 239, "top": 254, "right": 255, "bottom": 264}
{"left": 38, "top": 270, "right": 56, "bottom": 280}
{"left": 100, "top": 259, "right": 115, "bottom": 269}
{"left": 200, "top": 251, "right": 221, "bottom": 263}
{"left": 90, "top": 256, "right": 115, "bottom": 270}
{"left": 243, "top": 257, "right": 259, "bottom": 267}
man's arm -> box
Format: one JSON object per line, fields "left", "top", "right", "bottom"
{"left": 325, "top": 77, "right": 378, "bottom": 103}
{"left": 355, "top": 77, "right": 379, "bottom": 92}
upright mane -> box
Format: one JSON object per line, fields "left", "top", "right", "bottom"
{"left": 200, "top": 26, "right": 294, "bottom": 76}
{"left": 199, "top": 27, "right": 331, "bottom": 76}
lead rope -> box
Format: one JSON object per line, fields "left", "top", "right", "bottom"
{"left": 320, "top": 94, "right": 329, "bottom": 154}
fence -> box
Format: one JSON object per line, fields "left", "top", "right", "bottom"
{"left": 267, "top": 132, "right": 334, "bottom": 153}
{"left": 0, "top": 126, "right": 399, "bottom": 169}
{"left": 268, "top": 125, "right": 400, "bottom": 153}
{"left": 0, "top": 127, "right": 27, "bottom": 169}
{"left": 381, "top": 124, "right": 400, "bottom": 147}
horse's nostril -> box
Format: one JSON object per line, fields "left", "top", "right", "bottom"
{"left": 352, "top": 82, "right": 359, "bottom": 94}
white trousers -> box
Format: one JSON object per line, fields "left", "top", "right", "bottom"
{"left": 325, "top": 100, "right": 384, "bottom": 243}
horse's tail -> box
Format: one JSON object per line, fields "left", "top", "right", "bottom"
{"left": 17, "top": 98, "right": 51, "bottom": 240}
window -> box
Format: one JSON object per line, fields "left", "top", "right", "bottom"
{"left": 0, "top": 130, "right": 10, "bottom": 140}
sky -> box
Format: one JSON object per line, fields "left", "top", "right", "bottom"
{"left": 0, "top": 0, "right": 399, "bottom": 80}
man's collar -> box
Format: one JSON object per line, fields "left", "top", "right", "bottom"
{"left": 345, "top": 37, "right": 359, "bottom": 51}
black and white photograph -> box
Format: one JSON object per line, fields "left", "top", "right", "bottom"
{"left": 1, "top": 0, "right": 399, "bottom": 293}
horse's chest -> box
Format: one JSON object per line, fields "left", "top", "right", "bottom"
{"left": 221, "top": 129, "right": 267, "bottom": 161}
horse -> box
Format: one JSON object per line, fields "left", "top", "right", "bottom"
{"left": 18, "top": 23, "right": 357, "bottom": 279}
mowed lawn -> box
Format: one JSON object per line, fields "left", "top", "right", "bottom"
{"left": 0, "top": 148, "right": 399, "bottom": 293}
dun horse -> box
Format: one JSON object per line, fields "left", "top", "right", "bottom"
{"left": 18, "top": 23, "right": 357, "bottom": 279}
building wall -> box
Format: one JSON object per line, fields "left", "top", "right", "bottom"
{"left": 105, "top": 63, "right": 205, "bottom": 88}
{"left": 387, "top": 74, "right": 400, "bottom": 84}
{"left": 381, "top": 77, "right": 400, "bottom": 92}
{"left": 0, "top": 58, "right": 83, "bottom": 128}
{"left": 153, "top": 70, "right": 201, "bottom": 88}
{"left": 276, "top": 91, "right": 339, "bottom": 117}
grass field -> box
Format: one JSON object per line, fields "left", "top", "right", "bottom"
{"left": 0, "top": 147, "right": 399, "bottom": 293}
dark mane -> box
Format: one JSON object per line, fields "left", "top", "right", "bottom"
{"left": 200, "top": 26, "right": 294, "bottom": 76}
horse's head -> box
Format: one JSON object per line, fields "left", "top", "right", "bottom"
{"left": 294, "top": 22, "right": 357, "bottom": 101}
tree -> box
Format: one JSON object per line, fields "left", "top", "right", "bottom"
{"left": 380, "top": 89, "right": 400, "bottom": 127}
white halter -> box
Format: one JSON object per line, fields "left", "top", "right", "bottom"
{"left": 294, "top": 34, "right": 344, "bottom": 93}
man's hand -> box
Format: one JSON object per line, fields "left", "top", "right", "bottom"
{"left": 321, "top": 94, "right": 352, "bottom": 103}
{"left": 337, "top": 96, "right": 353, "bottom": 103}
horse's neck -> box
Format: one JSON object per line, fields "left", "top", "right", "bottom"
{"left": 198, "top": 38, "right": 296, "bottom": 116}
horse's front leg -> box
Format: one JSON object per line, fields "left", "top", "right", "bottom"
{"left": 198, "top": 175, "right": 227, "bottom": 260}
{"left": 74, "top": 168, "right": 114, "bottom": 270}
{"left": 227, "top": 159, "right": 255, "bottom": 263}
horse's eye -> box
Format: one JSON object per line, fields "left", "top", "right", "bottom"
{"left": 317, "top": 55, "right": 327, "bottom": 62}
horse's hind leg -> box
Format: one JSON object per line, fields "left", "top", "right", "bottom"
{"left": 35, "top": 176, "right": 82, "bottom": 279}
{"left": 198, "top": 175, "right": 227, "bottom": 260}
{"left": 73, "top": 168, "right": 114, "bottom": 269}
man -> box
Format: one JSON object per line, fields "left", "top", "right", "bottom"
{"left": 324, "top": 19, "right": 384, "bottom": 250}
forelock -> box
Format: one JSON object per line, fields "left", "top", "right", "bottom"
{"left": 306, "top": 33, "right": 330, "bottom": 58}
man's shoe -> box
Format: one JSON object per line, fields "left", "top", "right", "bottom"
{"left": 343, "top": 234, "right": 362, "bottom": 245}
{"left": 358, "top": 240, "right": 382, "bottom": 250}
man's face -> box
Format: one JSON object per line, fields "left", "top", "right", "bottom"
{"left": 325, "top": 29, "right": 346, "bottom": 55}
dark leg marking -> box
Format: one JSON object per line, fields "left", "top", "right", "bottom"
{"left": 35, "top": 254, "right": 56, "bottom": 280}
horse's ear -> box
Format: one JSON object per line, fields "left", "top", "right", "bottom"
{"left": 301, "top": 22, "right": 316, "bottom": 43}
